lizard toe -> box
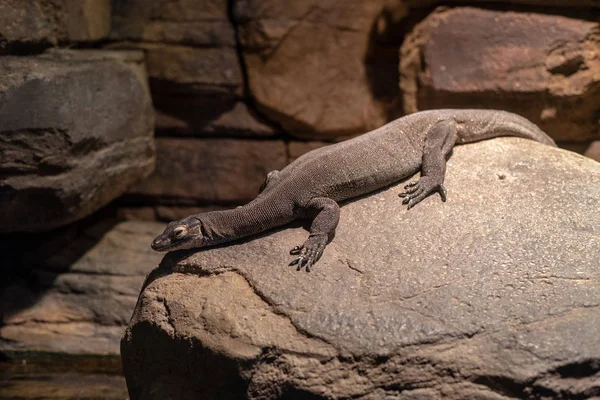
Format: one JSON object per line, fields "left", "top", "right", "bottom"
{"left": 290, "top": 245, "right": 302, "bottom": 255}
{"left": 292, "top": 234, "right": 328, "bottom": 271}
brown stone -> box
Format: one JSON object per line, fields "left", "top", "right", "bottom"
{"left": 118, "top": 205, "right": 229, "bottom": 222}
{"left": 107, "top": 41, "right": 271, "bottom": 136}
{"left": 0, "top": 221, "right": 165, "bottom": 356}
{"left": 155, "top": 205, "right": 229, "bottom": 221}
{"left": 0, "top": 49, "right": 155, "bottom": 232}
{"left": 146, "top": 44, "right": 242, "bottom": 90}
{"left": 0, "top": 370, "right": 128, "bottom": 400}
{"left": 108, "top": 1, "right": 279, "bottom": 138}
{"left": 400, "top": 7, "right": 600, "bottom": 142}
{"left": 111, "top": 0, "right": 235, "bottom": 47}
{"left": 154, "top": 101, "right": 277, "bottom": 137}
{"left": 128, "top": 138, "right": 287, "bottom": 205}
{"left": 403, "top": 0, "right": 600, "bottom": 8}
{"left": 584, "top": 140, "right": 600, "bottom": 162}
{"left": 117, "top": 207, "right": 158, "bottom": 221}
{"left": 234, "top": 0, "right": 401, "bottom": 139}
{"left": 287, "top": 141, "right": 329, "bottom": 162}
{"left": 0, "top": 0, "right": 111, "bottom": 47}
{"left": 106, "top": 41, "right": 242, "bottom": 96}
{"left": 122, "top": 138, "right": 600, "bottom": 399}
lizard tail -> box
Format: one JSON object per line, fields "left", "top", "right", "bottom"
{"left": 457, "top": 110, "right": 557, "bottom": 147}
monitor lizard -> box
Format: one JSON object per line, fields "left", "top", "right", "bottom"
{"left": 151, "top": 109, "right": 555, "bottom": 271}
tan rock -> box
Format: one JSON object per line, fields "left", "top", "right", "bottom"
{"left": 0, "top": 0, "right": 110, "bottom": 46}
{"left": 403, "top": 0, "right": 600, "bottom": 8}
{"left": 111, "top": 0, "right": 235, "bottom": 47}
{"left": 0, "top": 221, "right": 165, "bottom": 356}
{"left": 235, "top": 0, "right": 399, "bottom": 139}
{"left": 118, "top": 205, "right": 229, "bottom": 222}
{"left": 400, "top": 7, "right": 600, "bottom": 142}
{"left": 0, "top": 49, "right": 155, "bottom": 232}
{"left": 154, "top": 101, "right": 277, "bottom": 137}
{"left": 107, "top": 41, "right": 273, "bottom": 137}
{"left": 128, "top": 138, "right": 287, "bottom": 204}
{"left": 287, "top": 141, "right": 329, "bottom": 162}
{"left": 584, "top": 140, "right": 600, "bottom": 162}
{"left": 122, "top": 138, "right": 600, "bottom": 399}
{"left": 0, "top": 369, "right": 128, "bottom": 400}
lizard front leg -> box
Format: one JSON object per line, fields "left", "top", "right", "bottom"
{"left": 290, "top": 197, "right": 340, "bottom": 272}
{"left": 399, "top": 119, "right": 457, "bottom": 209}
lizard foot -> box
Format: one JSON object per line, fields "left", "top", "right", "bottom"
{"left": 399, "top": 177, "right": 447, "bottom": 209}
{"left": 289, "top": 234, "right": 328, "bottom": 272}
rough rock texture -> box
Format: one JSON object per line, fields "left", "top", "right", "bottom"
{"left": 0, "top": 49, "right": 155, "bottom": 232}
{"left": 1, "top": 360, "right": 128, "bottom": 400}
{"left": 127, "top": 138, "right": 287, "bottom": 205}
{"left": 287, "top": 141, "right": 328, "bottom": 163}
{"left": 234, "top": 0, "right": 402, "bottom": 139}
{"left": 400, "top": 7, "right": 600, "bottom": 142}
{"left": 111, "top": 0, "right": 236, "bottom": 47}
{"left": 109, "top": 0, "right": 278, "bottom": 137}
{"left": 584, "top": 141, "right": 600, "bottom": 162}
{"left": 122, "top": 138, "right": 600, "bottom": 399}
{"left": 403, "top": 0, "right": 600, "bottom": 8}
{"left": 0, "top": 0, "right": 111, "bottom": 48}
{"left": 0, "top": 221, "right": 165, "bottom": 356}
{"left": 118, "top": 205, "right": 228, "bottom": 222}
{"left": 154, "top": 102, "right": 277, "bottom": 137}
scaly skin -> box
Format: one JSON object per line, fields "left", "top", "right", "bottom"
{"left": 151, "top": 109, "right": 556, "bottom": 271}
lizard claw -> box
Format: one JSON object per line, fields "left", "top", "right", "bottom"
{"left": 399, "top": 177, "right": 446, "bottom": 209}
{"left": 289, "top": 234, "right": 328, "bottom": 272}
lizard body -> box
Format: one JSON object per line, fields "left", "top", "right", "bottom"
{"left": 151, "top": 109, "right": 555, "bottom": 270}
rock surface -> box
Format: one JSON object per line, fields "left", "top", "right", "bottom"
{"left": 400, "top": 7, "right": 600, "bottom": 142}
{"left": 109, "top": 0, "right": 277, "bottom": 137}
{"left": 0, "top": 220, "right": 165, "bottom": 356}
{"left": 122, "top": 138, "right": 600, "bottom": 399}
{"left": 404, "top": 0, "right": 600, "bottom": 8}
{"left": 0, "top": 0, "right": 111, "bottom": 48}
{"left": 0, "top": 49, "right": 155, "bottom": 232}
{"left": 234, "top": 0, "right": 400, "bottom": 139}
{"left": 111, "top": 0, "right": 236, "bottom": 47}
{"left": 584, "top": 141, "right": 600, "bottom": 162}
{"left": 127, "top": 138, "right": 287, "bottom": 205}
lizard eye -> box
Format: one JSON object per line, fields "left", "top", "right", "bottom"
{"left": 172, "top": 226, "right": 188, "bottom": 240}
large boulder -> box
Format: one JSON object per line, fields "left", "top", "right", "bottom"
{"left": 400, "top": 7, "right": 600, "bottom": 143}
{"left": 234, "top": 0, "right": 401, "bottom": 139}
{"left": 122, "top": 138, "right": 600, "bottom": 399}
{"left": 0, "top": 220, "right": 165, "bottom": 357}
{"left": 0, "top": 0, "right": 111, "bottom": 48}
{"left": 0, "top": 49, "right": 155, "bottom": 232}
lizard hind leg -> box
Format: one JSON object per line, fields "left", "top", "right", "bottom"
{"left": 290, "top": 197, "right": 340, "bottom": 272}
{"left": 399, "top": 119, "right": 457, "bottom": 209}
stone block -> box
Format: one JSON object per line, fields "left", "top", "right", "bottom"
{"left": 400, "top": 7, "right": 600, "bottom": 142}
{"left": 0, "top": 221, "right": 165, "bottom": 356}
{"left": 234, "top": 0, "right": 400, "bottom": 139}
{"left": 0, "top": 0, "right": 111, "bottom": 47}
{"left": 0, "top": 49, "right": 155, "bottom": 232}
{"left": 111, "top": 0, "right": 235, "bottom": 47}
{"left": 128, "top": 138, "right": 287, "bottom": 205}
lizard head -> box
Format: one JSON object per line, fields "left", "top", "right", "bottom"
{"left": 151, "top": 217, "right": 206, "bottom": 252}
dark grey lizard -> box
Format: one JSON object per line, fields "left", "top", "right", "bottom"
{"left": 151, "top": 109, "right": 555, "bottom": 271}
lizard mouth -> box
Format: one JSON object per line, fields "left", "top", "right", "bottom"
{"left": 151, "top": 236, "right": 187, "bottom": 252}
